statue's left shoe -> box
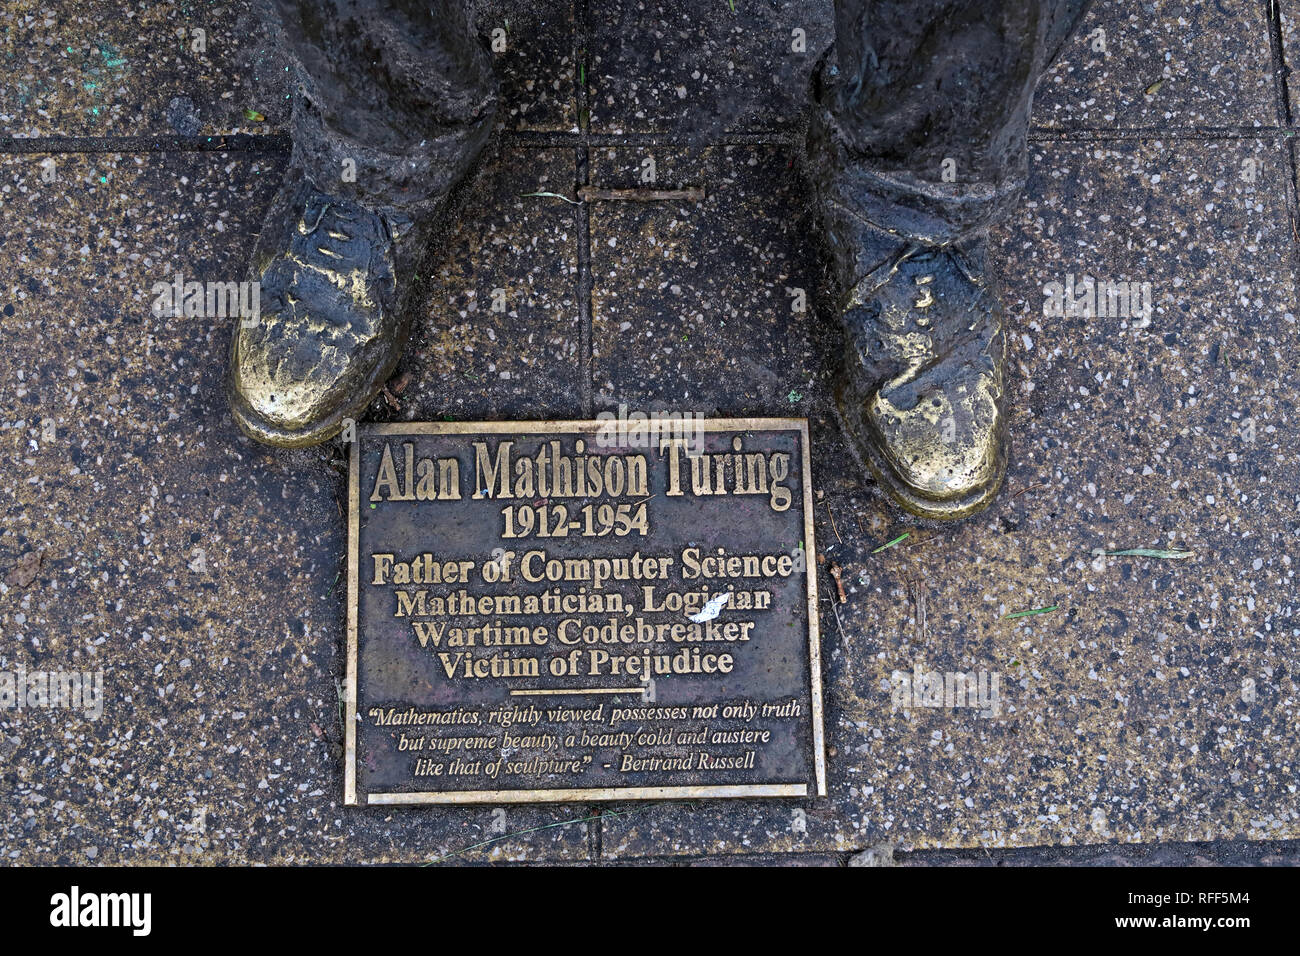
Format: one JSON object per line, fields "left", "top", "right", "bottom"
{"left": 228, "top": 175, "right": 422, "bottom": 448}
{"left": 833, "top": 239, "right": 1008, "bottom": 520}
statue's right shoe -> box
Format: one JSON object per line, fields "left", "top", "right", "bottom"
{"left": 228, "top": 176, "right": 424, "bottom": 448}
{"left": 806, "top": 53, "right": 1010, "bottom": 520}
{"left": 833, "top": 239, "right": 1009, "bottom": 520}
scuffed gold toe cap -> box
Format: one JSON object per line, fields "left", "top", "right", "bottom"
{"left": 226, "top": 181, "right": 407, "bottom": 448}
{"left": 868, "top": 376, "right": 1004, "bottom": 508}
{"left": 836, "top": 365, "right": 1007, "bottom": 521}
{"left": 227, "top": 305, "right": 402, "bottom": 449}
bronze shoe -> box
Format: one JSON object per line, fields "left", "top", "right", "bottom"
{"left": 228, "top": 177, "right": 419, "bottom": 448}
{"left": 834, "top": 240, "right": 1008, "bottom": 520}
{"left": 805, "top": 49, "right": 1011, "bottom": 520}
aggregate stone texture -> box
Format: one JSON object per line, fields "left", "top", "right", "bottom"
{"left": 1, "top": 1, "right": 291, "bottom": 138}
{"left": 0, "top": 153, "right": 591, "bottom": 863}
{"left": 589, "top": 144, "right": 822, "bottom": 417}
{"left": 388, "top": 147, "right": 583, "bottom": 424}
{"left": 586, "top": 0, "right": 834, "bottom": 136}
{"left": 1281, "top": 0, "right": 1300, "bottom": 123}
{"left": 1032, "top": 0, "right": 1278, "bottom": 129}
{"left": 0, "top": 0, "right": 572, "bottom": 138}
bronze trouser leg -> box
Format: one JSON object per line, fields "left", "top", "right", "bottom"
{"left": 270, "top": 0, "right": 1087, "bottom": 232}
{"left": 824, "top": 0, "right": 1091, "bottom": 244}
{"left": 270, "top": 0, "right": 497, "bottom": 213}
{"left": 228, "top": 0, "right": 497, "bottom": 449}
{"left": 808, "top": 0, "right": 1093, "bottom": 519}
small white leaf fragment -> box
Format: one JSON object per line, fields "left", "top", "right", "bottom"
{"left": 689, "top": 591, "right": 731, "bottom": 623}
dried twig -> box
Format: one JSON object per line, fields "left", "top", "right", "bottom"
{"left": 825, "top": 502, "right": 843, "bottom": 545}
{"left": 829, "top": 562, "right": 848, "bottom": 604}
{"left": 577, "top": 186, "right": 705, "bottom": 202}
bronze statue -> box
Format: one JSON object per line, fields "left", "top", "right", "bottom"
{"left": 231, "top": 0, "right": 1091, "bottom": 520}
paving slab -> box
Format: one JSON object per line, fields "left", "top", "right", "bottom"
{"left": 589, "top": 144, "right": 822, "bottom": 416}
{"left": 1033, "top": 0, "right": 1280, "bottom": 128}
{"left": 586, "top": 0, "right": 833, "bottom": 136}
{"left": 389, "top": 146, "right": 583, "bottom": 423}
{"left": 0, "top": 0, "right": 572, "bottom": 138}
{"left": 897, "top": 837, "right": 1300, "bottom": 866}
{"left": 473, "top": 0, "right": 577, "bottom": 133}
{"left": 0, "top": 1, "right": 291, "bottom": 138}
{"left": 583, "top": 0, "right": 1279, "bottom": 136}
{"left": 2, "top": 1, "right": 1279, "bottom": 139}
{"left": 599, "top": 137, "right": 1300, "bottom": 859}
{"left": 0, "top": 152, "right": 592, "bottom": 863}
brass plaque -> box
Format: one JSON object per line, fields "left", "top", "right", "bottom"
{"left": 345, "top": 419, "right": 826, "bottom": 804}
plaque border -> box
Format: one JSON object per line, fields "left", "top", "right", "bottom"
{"left": 345, "top": 418, "right": 826, "bottom": 805}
